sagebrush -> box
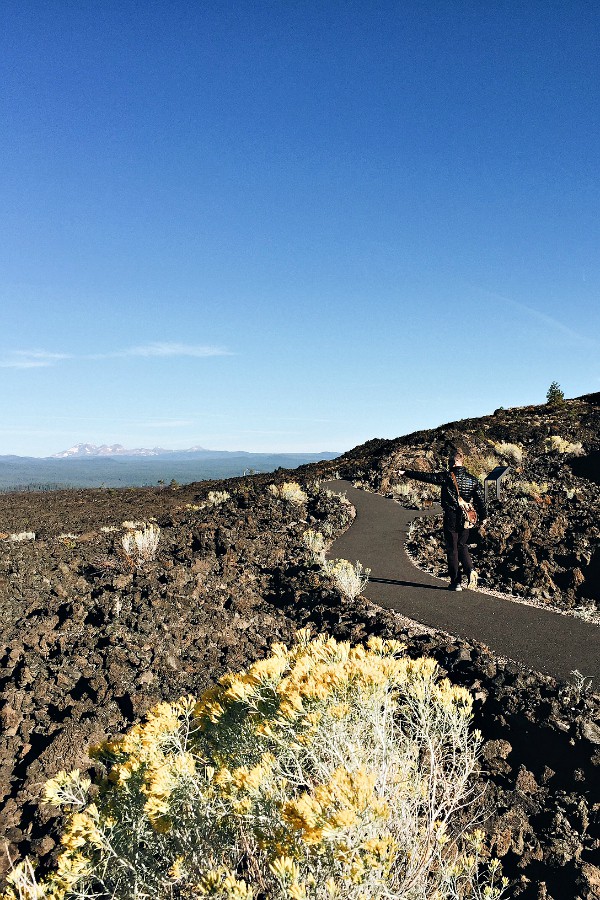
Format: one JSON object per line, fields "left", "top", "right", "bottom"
{"left": 268, "top": 482, "right": 309, "bottom": 505}
{"left": 4, "top": 633, "right": 505, "bottom": 900}
{"left": 323, "top": 558, "right": 370, "bottom": 600}
{"left": 544, "top": 435, "right": 584, "bottom": 456}
{"left": 490, "top": 442, "right": 523, "bottom": 465}
{"left": 302, "top": 529, "right": 326, "bottom": 562}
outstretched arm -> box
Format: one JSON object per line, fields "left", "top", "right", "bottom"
{"left": 397, "top": 469, "right": 445, "bottom": 486}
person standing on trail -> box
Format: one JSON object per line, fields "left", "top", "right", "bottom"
{"left": 397, "top": 451, "right": 487, "bottom": 591}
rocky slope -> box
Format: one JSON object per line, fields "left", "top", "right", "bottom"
{"left": 1, "top": 403, "right": 599, "bottom": 899}
{"left": 0, "top": 476, "right": 351, "bottom": 880}
{"left": 324, "top": 392, "right": 600, "bottom": 614}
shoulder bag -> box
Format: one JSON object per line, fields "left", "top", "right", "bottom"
{"left": 451, "top": 472, "right": 478, "bottom": 528}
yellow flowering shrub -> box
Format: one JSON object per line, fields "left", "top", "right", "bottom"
{"left": 3, "top": 633, "right": 506, "bottom": 900}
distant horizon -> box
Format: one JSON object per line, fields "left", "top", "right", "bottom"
{"left": 4, "top": 385, "right": 596, "bottom": 459}
{"left": 1, "top": 443, "right": 345, "bottom": 461}
{"left": 0, "top": 448, "right": 342, "bottom": 491}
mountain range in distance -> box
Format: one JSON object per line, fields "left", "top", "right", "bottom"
{"left": 51, "top": 443, "right": 204, "bottom": 459}
{"left": 3, "top": 443, "right": 340, "bottom": 462}
{"left": 0, "top": 444, "right": 341, "bottom": 491}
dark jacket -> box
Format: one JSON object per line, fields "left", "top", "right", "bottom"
{"left": 403, "top": 466, "right": 487, "bottom": 528}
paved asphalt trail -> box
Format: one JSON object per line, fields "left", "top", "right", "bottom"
{"left": 324, "top": 481, "right": 599, "bottom": 684}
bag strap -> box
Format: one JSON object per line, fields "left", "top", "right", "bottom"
{"left": 451, "top": 471, "right": 461, "bottom": 500}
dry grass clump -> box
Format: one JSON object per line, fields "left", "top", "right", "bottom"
{"left": 268, "top": 482, "right": 309, "bottom": 505}
{"left": 206, "top": 490, "right": 231, "bottom": 507}
{"left": 544, "top": 436, "right": 584, "bottom": 456}
{"left": 121, "top": 522, "right": 160, "bottom": 564}
{"left": 389, "top": 482, "right": 437, "bottom": 507}
{"left": 571, "top": 602, "right": 600, "bottom": 625}
{"left": 391, "top": 482, "right": 419, "bottom": 503}
{"left": 3, "top": 633, "right": 505, "bottom": 900}
{"left": 184, "top": 492, "right": 231, "bottom": 511}
{"left": 6, "top": 532, "right": 36, "bottom": 542}
{"left": 352, "top": 480, "right": 373, "bottom": 491}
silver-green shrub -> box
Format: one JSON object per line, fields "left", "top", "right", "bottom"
{"left": 491, "top": 442, "right": 523, "bottom": 465}
{"left": 544, "top": 435, "right": 584, "bottom": 456}
{"left": 268, "top": 482, "right": 309, "bottom": 505}
{"left": 323, "top": 558, "right": 370, "bottom": 600}
{"left": 302, "top": 529, "right": 326, "bottom": 562}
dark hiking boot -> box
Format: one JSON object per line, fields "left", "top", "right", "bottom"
{"left": 448, "top": 580, "right": 463, "bottom": 591}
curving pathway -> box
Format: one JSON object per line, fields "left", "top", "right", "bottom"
{"left": 324, "top": 481, "right": 599, "bottom": 683}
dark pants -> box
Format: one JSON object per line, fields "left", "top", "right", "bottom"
{"left": 443, "top": 518, "right": 472, "bottom": 584}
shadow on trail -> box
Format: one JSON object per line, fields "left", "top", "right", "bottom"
{"left": 324, "top": 479, "right": 600, "bottom": 683}
{"left": 369, "top": 576, "right": 448, "bottom": 591}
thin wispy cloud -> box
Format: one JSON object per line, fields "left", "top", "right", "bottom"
{"left": 125, "top": 342, "right": 231, "bottom": 358}
{"left": 90, "top": 342, "right": 232, "bottom": 360}
{"left": 0, "top": 343, "right": 232, "bottom": 369}
{"left": 482, "top": 290, "right": 598, "bottom": 348}
{"left": 0, "top": 350, "right": 72, "bottom": 369}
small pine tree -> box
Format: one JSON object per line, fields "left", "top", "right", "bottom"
{"left": 546, "top": 381, "right": 565, "bottom": 405}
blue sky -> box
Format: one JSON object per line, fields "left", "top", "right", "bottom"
{"left": 1, "top": 1, "right": 598, "bottom": 456}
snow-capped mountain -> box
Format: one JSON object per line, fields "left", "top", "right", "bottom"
{"left": 51, "top": 443, "right": 174, "bottom": 458}
{"left": 47, "top": 444, "right": 338, "bottom": 462}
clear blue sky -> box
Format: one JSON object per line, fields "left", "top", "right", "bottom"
{"left": 1, "top": 1, "right": 598, "bottom": 456}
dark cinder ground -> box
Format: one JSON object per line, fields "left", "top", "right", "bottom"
{"left": 1, "top": 439, "right": 599, "bottom": 898}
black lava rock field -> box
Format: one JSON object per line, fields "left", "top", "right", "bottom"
{"left": 1, "top": 395, "right": 600, "bottom": 899}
